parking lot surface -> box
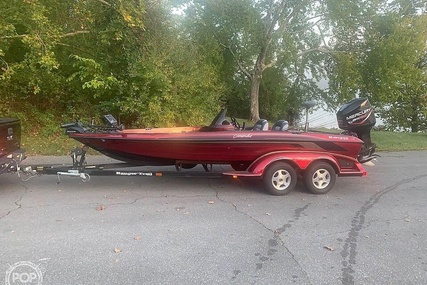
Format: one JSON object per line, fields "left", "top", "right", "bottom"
{"left": 1, "top": 151, "right": 426, "bottom": 284}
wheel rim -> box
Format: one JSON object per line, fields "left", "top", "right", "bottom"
{"left": 271, "top": 169, "right": 291, "bottom": 191}
{"left": 312, "top": 169, "right": 331, "bottom": 189}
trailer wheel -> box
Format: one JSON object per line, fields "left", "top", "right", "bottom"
{"left": 263, "top": 162, "right": 297, "bottom": 196}
{"left": 80, "top": 173, "right": 90, "bottom": 182}
{"left": 304, "top": 162, "right": 336, "bottom": 194}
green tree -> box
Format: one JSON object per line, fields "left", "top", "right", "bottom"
{"left": 177, "top": 0, "right": 375, "bottom": 121}
{"left": 1, "top": 0, "right": 224, "bottom": 128}
{"left": 0, "top": 0, "right": 147, "bottom": 120}
{"left": 328, "top": 1, "right": 427, "bottom": 132}
{"left": 363, "top": 15, "right": 427, "bottom": 132}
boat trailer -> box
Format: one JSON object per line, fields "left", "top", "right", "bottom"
{"left": 5, "top": 146, "right": 373, "bottom": 196}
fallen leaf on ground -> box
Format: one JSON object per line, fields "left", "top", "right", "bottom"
{"left": 114, "top": 248, "right": 122, "bottom": 253}
{"left": 324, "top": 246, "right": 335, "bottom": 251}
{"left": 208, "top": 201, "right": 215, "bottom": 204}
{"left": 134, "top": 236, "right": 141, "bottom": 241}
{"left": 96, "top": 205, "right": 106, "bottom": 211}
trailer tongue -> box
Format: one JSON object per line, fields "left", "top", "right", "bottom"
{"left": 19, "top": 147, "right": 222, "bottom": 183}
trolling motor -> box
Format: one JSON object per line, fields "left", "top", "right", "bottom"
{"left": 337, "top": 98, "right": 379, "bottom": 163}
{"left": 61, "top": 114, "right": 123, "bottom": 135}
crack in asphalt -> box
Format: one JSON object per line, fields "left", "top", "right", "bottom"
{"left": 0, "top": 189, "right": 220, "bottom": 216}
{"left": 214, "top": 191, "right": 273, "bottom": 233}
{"left": 0, "top": 184, "right": 28, "bottom": 220}
{"left": 340, "top": 174, "right": 427, "bottom": 285}
{"left": 270, "top": 204, "right": 313, "bottom": 285}
{"left": 212, "top": 183, "right": 312, "bottom": 283}
{"left": 102, "top": 192, "right": 219, "bottom": 207}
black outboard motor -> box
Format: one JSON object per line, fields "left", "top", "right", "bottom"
{"left": 337, "top": 98, "right": 378, "bottom": 163}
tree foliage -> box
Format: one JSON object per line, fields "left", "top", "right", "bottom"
{"left": 0, "top": 0, "right": 223, "bottom": 129}
{"left": 178, "top": 0, "right": 333, "bottom": 121}
{"left": 1, "top": 0, "right": 426, "bottom": 133}
{"left": 328, "top": 1, "right": 427, "bottom": 132}
{"left": 363, "top": 15, "right": 427, "bottom": 132}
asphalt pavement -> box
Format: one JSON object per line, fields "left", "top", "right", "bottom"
{"left": 0, "top": 151, "right": 426, "bottom": 285}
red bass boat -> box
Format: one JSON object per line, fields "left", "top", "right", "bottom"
{"left": 62, "top": 98, "right": 378, "bottom": 195}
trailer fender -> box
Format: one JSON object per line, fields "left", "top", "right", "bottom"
{"left": 247, "top": 151, "right": 340, "bottom": 176}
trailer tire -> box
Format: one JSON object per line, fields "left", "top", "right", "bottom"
{"left": 263, "top": 161, "right": 297, "bottom": 196}
{"left": 304, "top": 161, "right": 336, "bottom": 194}
{"left": 81, "top": 173, "right": 90, "bottom": 182}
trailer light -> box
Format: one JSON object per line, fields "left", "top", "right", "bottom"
{"left": 155, "top": 173, "right": 163, "bottom": 177}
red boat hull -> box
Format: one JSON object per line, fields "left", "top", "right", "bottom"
{"left": 69, "top": 130, "right": 363, "bottom": 166}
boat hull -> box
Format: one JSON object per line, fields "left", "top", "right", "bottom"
{"left": 70, "top": 131, "right": 363, "bottom": 166}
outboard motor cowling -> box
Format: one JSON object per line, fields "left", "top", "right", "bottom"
{"left": 337, "top": 98, "right": 378, "bottom": 163}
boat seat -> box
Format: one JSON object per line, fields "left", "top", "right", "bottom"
{"left": 252, "top": 119, "right": 269, "bottom": 131}
{"left": 272, "top": 120, "right": 289, "bottom": 131}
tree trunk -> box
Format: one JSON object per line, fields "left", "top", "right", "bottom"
{"left": 246, "top": 0, "right": 281, "bottom": 121}
{"left": 411, "top": 113, "right": 419, "bottom": 132}
{"left": 249, "top": 48, "right": 267, "bottom": 121}
{"left": 249, "top": 73, "right": 261, "bottom": 121}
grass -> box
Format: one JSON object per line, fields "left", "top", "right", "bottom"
{"left": 372, "top": 131, "right": 427, "bottom": 151}
{"left": 20, "top": 126, "right": 426, "bottom": 156}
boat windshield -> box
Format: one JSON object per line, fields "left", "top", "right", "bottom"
{"left": 209, "top": 109, "right": 228, "bottom": 127}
